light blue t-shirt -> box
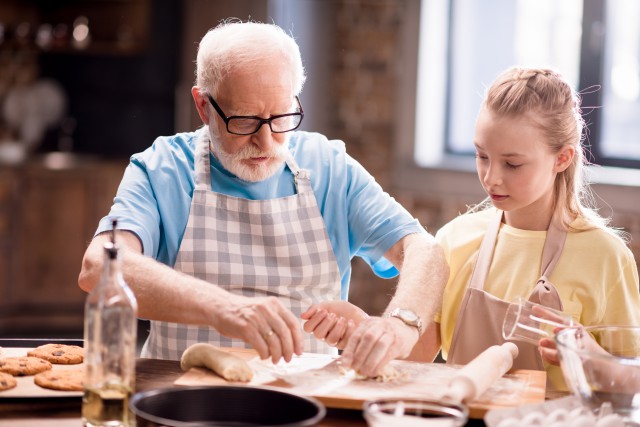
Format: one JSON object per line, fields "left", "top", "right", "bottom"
{"left": 97, "top": 128, "right": 425, "bottom": 299}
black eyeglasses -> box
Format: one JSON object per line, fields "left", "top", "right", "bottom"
{"left": 207, "top": 94, "right": 304, "bottom": 135}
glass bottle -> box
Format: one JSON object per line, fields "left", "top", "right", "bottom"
{"left": 82, "top": 219, "right": 138, "bottom": 427}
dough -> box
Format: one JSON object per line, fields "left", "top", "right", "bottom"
{"left": 180, "top": 343, "right": 253, "bottom": 382}
{"left": 337, "top": 361, "right": 403, "bottom": 382}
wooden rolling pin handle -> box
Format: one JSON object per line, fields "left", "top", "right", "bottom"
{"left": 445, "top": 342, "right": 519, "bottom": 404}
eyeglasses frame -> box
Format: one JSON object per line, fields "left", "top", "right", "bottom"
{"left": 206, "top": 94, "right": 304, "bottom": 135}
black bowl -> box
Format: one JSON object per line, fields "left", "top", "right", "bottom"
{"left": 130, "top": 386, "right": 326, "bottom": 427}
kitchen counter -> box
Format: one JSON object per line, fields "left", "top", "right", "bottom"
{"left": 0, "top": 358, "right": 488, "bottom": 426}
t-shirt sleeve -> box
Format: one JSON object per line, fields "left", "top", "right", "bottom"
{"left": 95, "top": 157, "right": 162, "bottom": 258}
{"left": 600, "top": 247, "right": 640, "bottom": 326}
{"left": 345, "top": 154, "right": 425, "bottom": 278}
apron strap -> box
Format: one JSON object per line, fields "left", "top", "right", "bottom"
{"left": 196, "top": 129, "right": 213, "bottom": 191}
{"left": 468, "top": 209, "right": 503, "bottom": 290}
{"left": 198, "top": 129, "right": 312, "bottom": 195}
{"left": 469, "top": 209, "right": 567, "bottom": 295}
{"left": 528, "top": 211, "right": 567, "bottom": 310}
{"left": 285, "top": 153, "right": 312, "bottom": 195}
{"left": 539, "top": 215, "right": 567, "bottom": 279}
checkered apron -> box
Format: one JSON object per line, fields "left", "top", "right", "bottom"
{"left": 140, "top": 131, "right": 341, "bottom": 359}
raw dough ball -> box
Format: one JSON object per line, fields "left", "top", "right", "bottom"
{"left": 180, "top": 343, "right": 253, "bottom": 382}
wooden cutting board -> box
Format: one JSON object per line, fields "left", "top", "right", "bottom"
{"left": 175, "top": 348, "right": 546, "bottom": 418}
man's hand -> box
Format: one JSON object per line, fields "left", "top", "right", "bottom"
{"left": 339, "top": 316, "right": 419, "bottom": 377}
{"left": 213, "top": 294, "right": 304, "bottom": 364}
{"left": 80, "top": 231, "right": 303, "bottom": 363}
{"left": 301, "top": 301, "right": 369, "bottom": 349}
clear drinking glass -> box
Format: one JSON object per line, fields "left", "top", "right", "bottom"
{"left": 502, "top": 296, "right": 575, "bottom": 345}
{"left": 363, "top": 398, "right": 468, "bottom": 427}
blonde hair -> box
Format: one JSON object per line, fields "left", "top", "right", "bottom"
{"left": 475, "top": 66, "right": 622, "bottom": 237}
{"left": 195, "top": 20, "right": 306, "bottom": 98}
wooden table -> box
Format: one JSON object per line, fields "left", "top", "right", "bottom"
{"left": 0, "top": 358, "right": 487, "bottom": 426}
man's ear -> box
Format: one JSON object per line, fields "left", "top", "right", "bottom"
{"left": 555, "top": 145, "right": 575, "bottom": 172}
{"left": 191, "top": 86, "right": 211, "bottom": 125}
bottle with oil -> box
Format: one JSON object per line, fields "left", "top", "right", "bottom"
{"left": 83, "top": 219, "right": 138, "bottom": 427}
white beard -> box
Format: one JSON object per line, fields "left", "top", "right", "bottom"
{"left": 208, "top": 127, "right": 289, "bottom": 182}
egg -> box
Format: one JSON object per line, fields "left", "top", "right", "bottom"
{"left": 569, "top": 407, "right": 590, "bottom": 418}
{"left": 570, "top": 415, "right": 596, "bottom": 427}
{"left": 595, "top": 414, "right": 625, "bottom": 427}
{"left": 521, "top": 411, "right": 545, "bottom": 425}
{"left": 496, "top": 417, "right": 521, "bottom": 427}
{"left": 545, "top": 408, "right": 569, "bottom": 423}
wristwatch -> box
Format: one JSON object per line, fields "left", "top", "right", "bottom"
{"left": 385, "top": 308, "right": 423, "bottom": 335}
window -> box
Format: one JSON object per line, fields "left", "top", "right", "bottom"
{"left": 415, "top": 0, "right": 640, "bottom": 170}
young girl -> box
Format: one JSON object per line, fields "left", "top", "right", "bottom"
{"left": 302, "top": 67, "right": 640, "bottom": 388}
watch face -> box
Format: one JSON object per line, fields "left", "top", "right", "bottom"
{"left": 398, "top": 309, "right": 418, "bottom": 323}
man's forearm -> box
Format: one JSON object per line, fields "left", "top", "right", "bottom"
{"left": 79, "top": 233, "right": 230, "bottom": 327}
{"left": 120, "top": 248, "right": 231, "bottom": 325}
{"left": 385, "top": 233, "right": 449, "bottom": 329}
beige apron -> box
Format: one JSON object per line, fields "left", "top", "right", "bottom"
{"left": 140, "top": 131, "right": 341, "bottom": 359}
{"left": 447, "top": 209, "right": 567, "bottom": 371}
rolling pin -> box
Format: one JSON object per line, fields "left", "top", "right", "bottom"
{"left": 443, "top": 342, "right": 519, "bottom": 403}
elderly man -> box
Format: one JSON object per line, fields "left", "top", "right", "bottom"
{"left": 78, "top": 20, "right": 448, "bottom": 375}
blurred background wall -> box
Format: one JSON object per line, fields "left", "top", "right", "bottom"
{"left": 0, "top": 0, "right": 638, "bottom": 339}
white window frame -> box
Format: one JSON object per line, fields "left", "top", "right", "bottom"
{"left": 392, "top": 0, "right": 640, "bottom": 213}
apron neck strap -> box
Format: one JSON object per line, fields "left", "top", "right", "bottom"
{"left": 195, "top": 129, "right": 212, "bottom": 191}
{"left": 468, "top": 209, "right": 503, "bottom": 290}
{"left": 539, "top": 213, "right": 567, "bottom": 278}
{"left": 195, "top": 128, "right": 311, "bottom": 194}
{"left": 468, "top": 209, "right": 567, "bottom": 290}
{"left": 284, "top": 154, "right": 312, "bottom": 194}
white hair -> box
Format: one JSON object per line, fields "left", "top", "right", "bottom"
{"left": 195, "top": 20, "right": 306, "bottom": 97}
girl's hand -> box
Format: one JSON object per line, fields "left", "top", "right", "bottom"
{"left": 301, "top": 301, "right": 369, "bottom": 349}
{"left": 539, "top": 337, "right": 560, "bottom": 365}
{"left": 539, "top": 325, "right": 607, "bottom": 366}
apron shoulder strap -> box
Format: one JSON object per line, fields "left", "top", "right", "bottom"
{"left": 284, "top": 153, "right": 311, "bottom": 195}
{"left": 528, "top": 211, "right": 568, "bottom": 311}
{"left": 539, "top": 217, "right": 567, "bottom": 278}
{"left": 468, "top": 209, "right": 503, "bottom": 290}
{"left": 195, "top": 129, "right": 212, "bottom": 191}
{"left": 528, "top": 278, "right": 563, "bottom": 310}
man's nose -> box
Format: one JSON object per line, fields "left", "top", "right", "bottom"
{"left": 250, "top": 123, "right": 275, "bottom": 151}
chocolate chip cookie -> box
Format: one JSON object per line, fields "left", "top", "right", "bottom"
{"left": 34, "top": 369, "right": 84, "bottom": 391}
{"left": 0, "top": 356, "right": 52, "bottom": 376}
{"left": 0, "top": 372, "right": 17, "bottom": 391}
{"left": 28, "top": 344, "right": 84, "bottom": 365}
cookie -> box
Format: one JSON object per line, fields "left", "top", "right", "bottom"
{"left": 0, "top": 356, "right": 52, "bottom": 376}
{"left": 0, "top": 372, "right": 17, "bottom": 391}
{"left": 28, "top": 344, "right": 84, "bottom": 364}
{"left": 34, "top": 369, "right": 84, "bottom": 391}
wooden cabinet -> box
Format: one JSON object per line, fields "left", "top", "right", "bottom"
{"left": 0, "top": 155, "right": 126, "bottom": 336}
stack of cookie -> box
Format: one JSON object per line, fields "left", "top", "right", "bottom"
{"left": 0, "top": 343, "right": 85, "bottom": 392}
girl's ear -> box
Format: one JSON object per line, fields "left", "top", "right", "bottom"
{"left": 555, "top": 146, "right": 575, "bottom": 172}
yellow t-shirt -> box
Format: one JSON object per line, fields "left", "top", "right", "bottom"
{"left": 435, "top": 208, "right": 640, "bottom": 387}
